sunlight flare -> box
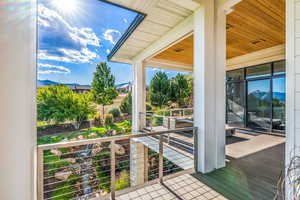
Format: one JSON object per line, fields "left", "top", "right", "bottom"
{"left": 52, "top": 0, "right": 78, "bottom": 14}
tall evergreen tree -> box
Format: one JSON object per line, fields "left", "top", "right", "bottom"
{"left": 91, "top": 62, "right": 118, "bottom": 118}
{"left": 149, "top": 71, "right": 170, "bottom": 108}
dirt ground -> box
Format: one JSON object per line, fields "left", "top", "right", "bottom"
{"left": 96, "top": 93, "right": 128, "bottom": 114}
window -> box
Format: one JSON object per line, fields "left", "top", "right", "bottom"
{"left": 246, "top": 63, "right": 271, "bottom": 79}
{"left": 273, "top": 61, "right": 286, "bottom": 75}
{"left": 226, "top": 60, "right": 286, "bottom": 134}
{"left": 226, "top": 69, "right": 244, "bottom": 81}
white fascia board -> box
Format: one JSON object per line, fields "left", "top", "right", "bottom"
{"left": 144, "top": 58, "right": 193, "bottom": 72}
{"left": 226, "top": 44, "right": 285, "bottom": 70}
{"left": 110, "top": 56, "right": 133, "bottom": 65}
{"left": 132, "top": 14, "right": 194, "bottom": 62}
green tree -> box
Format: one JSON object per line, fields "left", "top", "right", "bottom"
{"left": 149, "top": 72, "right": 170, "bottom": 108}
{"left": 73, "top": 92, "right": 96, "bottom": 128}
{"left": 169, "top": 74, "right": 192, "bottom": 107}
{"left": 37, "top": 85, "right": 76, "bottom": 123}
{"left": 91, "top": 62, "right": 118, "bottom": 118}
{"left": 120, "top": 92, "right": 132, "bottom": 115}
{"left": 37, "top": 85, "right": 96, "bottom": 128}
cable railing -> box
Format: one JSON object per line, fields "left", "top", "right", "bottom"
{"left": 141, "top": 108, "right": 193, "bottom": 133}
{"left": 37, "top": 127, "right": 197, "bottom": 200}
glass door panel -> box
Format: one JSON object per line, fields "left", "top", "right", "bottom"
{"left": 247, "top": 79, "right": 271, "bottom": 130}
{"left": 272, "top": 77, "right": 286, "bottom": 132}
{"left": 226, "top": 82, "right": 245, "bottom": 127}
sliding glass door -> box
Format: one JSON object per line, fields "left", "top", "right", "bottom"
{"left": 272, "top": 77, "right": 286, "bottom": 132}
{"left": 246, "top": 79, "right": 271, "bottom": 130}
{"left": 226, "top": 60, "right": 286, "bottom": 134}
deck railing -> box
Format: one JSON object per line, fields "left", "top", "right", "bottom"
{"left": 37, "top": 127, "right": 197, "bottom": 200}
{"left": 140, "top": 109, "right": 193, "bottom": 133}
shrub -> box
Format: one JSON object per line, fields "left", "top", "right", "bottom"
{"left": 104, "top": 114, "right": 114, "bottom": 125}
{"left": 109, "top": 108, "right": 121, "bottom": 118}
{"left": 93, "top": 112, "right": 102, "bottom": 126}
{"left": 146, "top": 104, "right": 152, "bottom": 111}
{"left": 120, "top": 92, "right": 132, "bottom": 115}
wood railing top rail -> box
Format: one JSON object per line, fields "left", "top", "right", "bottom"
{"left": 38, "top": 127, "right": 197, "bottom": 150}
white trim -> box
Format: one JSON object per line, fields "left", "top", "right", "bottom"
{"left": 144, "top": 58, "right": 193, "bottom": 72}
{"left": 285, "top": 0, "right": 295, "bottom": 199}
{"left": 133, "top": 14, "right": 194, "bottom": 62}
{"left": 226, "top": 44, "right": 285, "bottom": 70}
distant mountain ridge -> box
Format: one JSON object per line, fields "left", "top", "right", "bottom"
{"left": 37, "top": 80, "right": 90, "bottom": 87}
{"left": 38, "top": 80, "right": 131, "bottom": 88}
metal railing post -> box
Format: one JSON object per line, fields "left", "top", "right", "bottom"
{"left": 111, "top": 141, "right": 116, "bottom": 200}
{"left": 193, "top": 128, "right": 198, "bottom": 172}
{"left": 37, "top": 148, "right": 44, "bottom": 200}
{"left": 159, "top": 135, "right": 163, "bottom": 184}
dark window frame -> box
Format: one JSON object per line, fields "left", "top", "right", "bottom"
{"left": 226, "top": 60, "right": 286, "bottom": 134}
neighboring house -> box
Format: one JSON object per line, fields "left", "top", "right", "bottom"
{"left": 116, "top": 82, "right": 132, "bottom": 93}
{"left": 69, "top": 85, "right": 91, "bottom": 94}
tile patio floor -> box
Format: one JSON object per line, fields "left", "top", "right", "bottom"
{"left": 116, "top": 174, "right": 227, "bottom": 200}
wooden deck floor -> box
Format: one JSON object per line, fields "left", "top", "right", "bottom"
{"left": 193, "top": 143, "right": 285, "bottom": 200}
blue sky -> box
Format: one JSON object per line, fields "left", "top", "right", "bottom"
{"left": 37, "top": 0, "right": 187, "bottom": 85}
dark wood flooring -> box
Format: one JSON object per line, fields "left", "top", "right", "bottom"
{"left": 193, "top": 143, "right": 285, "bottom": 200}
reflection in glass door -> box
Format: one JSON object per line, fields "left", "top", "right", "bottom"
{"left": 272, "top": 77, "right": 286, "bottom": 132}
{"left": 247, "top": 79, "right": 271, "bottom": 130}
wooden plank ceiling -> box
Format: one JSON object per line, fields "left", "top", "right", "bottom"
{"left": 153, "top": 0, "right": 285, "bottom": 65}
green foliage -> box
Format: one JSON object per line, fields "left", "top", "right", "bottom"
{"left": 149, "top": 72, "right": 170, "bottom": 108}
{"left": 91, "top": 62, "right": 118, "bottom": 114}
{"left": 93, "top": 112, "right": 102, "bottom": 126}
{"left": 73, "top": 92, "right": 96, "bottom": 126}
{"left": 119, "top": 92, "right": 132, "bottom": 115}
{"left": 37, "top": 85, "right": 96, "bottom": 126}
{"left": 115, "top": 170, "right": 130, "bottom": 191}
{"left": 104, "top": 114, "right": 114, "bottom": 125}
{"left": 109, "top": 108, "right": 121, "bottom": 118}
{"left": 37, "top": 85, "right": 76, "bottom": 123}
{"left": 146, "top": 104, "right": 152, "bottom": 111}
{"left": 37, "top": 120, "right": 132, "bottom": 145}
{"left": 169, "top": 74, "right": 192, "bottom": 107}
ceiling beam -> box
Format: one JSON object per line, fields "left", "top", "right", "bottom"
{"left": 144, "top": 58, "right": 193, "bottom": 72}
{"left": 226, "top": 44, "right": 285, "bottom": 70}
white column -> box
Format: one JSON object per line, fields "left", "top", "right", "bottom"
{"left": 215, "top": 7, "right": 227, "bottom": 169}
{"left": 132, "top": 61, "right": 146, "bottom": 133}
{"left": 0, "top": 1, "right": 37, "bottom": 200}
{"left": 193, "top": 0, "right": 226, "bottom": 173}
{"left": 286, "top": 0, "right": 299, "bottom": 199}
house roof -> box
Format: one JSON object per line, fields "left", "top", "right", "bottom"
{"left": 106, "top": 0, "right": 200, "bottom": 63}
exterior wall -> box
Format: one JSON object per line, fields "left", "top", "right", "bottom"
{"left": 0, "top": 1, "right": 37, "bottom": 200}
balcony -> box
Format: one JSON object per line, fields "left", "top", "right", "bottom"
{"left": 37, "top": 126, "right": 210, "bottom": 200}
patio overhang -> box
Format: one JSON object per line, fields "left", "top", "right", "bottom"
{"left": 105, "top": 0, "right": 286, "bottom": 174}
{"left": 107, "top": 0, "right": 285, "bottom": 72}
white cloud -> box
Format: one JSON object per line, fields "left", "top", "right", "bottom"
{"left": 106, "top": 49, "right": 111, "bottom": 54}
{"left": 38, "top": 63, "right": 71, "bottom": 74}
{"left": 38, "top": 48, "right": 98, "bottom": 64}
{"left": 38, "top": 4, "right": 100, "bottom": 63}
{"left": 103, "top": 29, "right": 121, "bottom": 45}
